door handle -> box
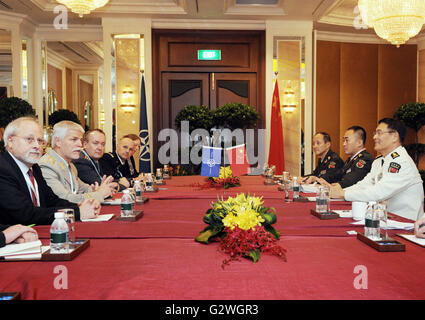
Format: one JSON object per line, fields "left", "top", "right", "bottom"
{"left": 212, "top": 72, "right": 215, "bottom": 91}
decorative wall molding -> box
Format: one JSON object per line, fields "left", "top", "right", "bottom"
{"left": 152, "top": 18, "right": 266, "bottom": 30}
{"left": 223, "top": 0, "right": 285, "bottom": 16}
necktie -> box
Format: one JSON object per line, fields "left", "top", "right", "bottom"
{"left": 27, "top": 169, "right": 38, "bottom": 206}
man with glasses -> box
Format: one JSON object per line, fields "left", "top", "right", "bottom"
{"left": 331, "top": 118, "right": 424, "bottom": 221}
{"left": 38, "top": 121, "right": 116, "bottom": 204}
{"left": 0, "top": 117, "right": 99, "bottom": 225}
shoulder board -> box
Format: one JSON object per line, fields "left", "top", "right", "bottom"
{"left": 106, "top": 152, "right": 114, "bottom": 158}
{"left": 391, "top": 152, "right": 400, "bottom": 159}
{"left": 375, "top": 154, "right": 383, "bottom": 159}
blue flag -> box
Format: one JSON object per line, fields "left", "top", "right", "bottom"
{"left": 139, "top": 74, "right": 151, "bottom": 173}
{"left": 201, "top": 146, "right": 222, "bottom": 177}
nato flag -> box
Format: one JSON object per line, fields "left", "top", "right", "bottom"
{"left": 139, "top": 74, "right": 151, "bottom": 173}
{"left": 201, "top": 146, "right": 222, "bottom": 177}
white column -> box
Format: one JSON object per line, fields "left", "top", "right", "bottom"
{"left": 10, "top": 24, "right": 22, "bottom": 98}
{"left": 102, "top": 26, "right": 114, "bottom": 152}
{"left": 32, "top": 37, "right": 43, "bottom": 126}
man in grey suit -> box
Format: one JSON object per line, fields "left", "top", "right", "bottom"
{"left": 38, "top": 121, "right": 116, "bottom": 204}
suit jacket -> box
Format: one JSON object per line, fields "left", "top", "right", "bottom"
{"left": 308, "top": 149, "right": 344, "bottom": 183}
{"left": 337, "top": 150, "right": 373, "bottom": 188}
{"left": 73, "top": 150, "right": 127, "bottom": 192}
{"left": 38, "top": 149, "right": 104, "bottom": 204}
{"left": 0, "top": 224, "right": 8, "bottom": 248}
{"left": 0, "top": 151, "right": 80, "bottom": 225}
{"left": 100, "top": 151, "right": 138, "bottom": 181}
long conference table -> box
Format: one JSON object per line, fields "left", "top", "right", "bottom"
{"left": 0, "top": 175, "right": 424, "bottom": 300}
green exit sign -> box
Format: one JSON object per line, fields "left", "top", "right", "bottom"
{"left": 198, "top": 50, "right": 221, "bottom": 61}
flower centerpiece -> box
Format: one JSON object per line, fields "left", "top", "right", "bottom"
{"left": 208, "top": 166, "right": 240, "bottom": 189}
{"left": 195, "top": 193, "right": 286, "bottom": 267}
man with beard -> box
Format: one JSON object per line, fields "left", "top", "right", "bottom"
{"left": 0, "top": 117, "right": 99, "bottom": 225}
{"left": 39, "top": 121, "right": 115, "bottom": 204}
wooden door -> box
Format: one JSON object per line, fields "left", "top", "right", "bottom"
{"left": 210, "top": 73, "right": 257, "bottom": 109}
{"left": 161, "top": 72, "right": 209, "bottom": 130}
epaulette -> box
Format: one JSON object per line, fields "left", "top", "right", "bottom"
{"left": 106, "top": 152, "right": 114, "bottom": 158}
{"left": 391, "top": 152, "right": 400, "bottom": 159}
{"left": 375, "top": 154, "right": 383, "bottom": 159}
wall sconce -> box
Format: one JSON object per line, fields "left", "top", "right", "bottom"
{"left": 282, "top": 86, "right": 297, "bottom": 113}
{"left": 100, "top": 111, "right": 105, "bottom": 124}
{"left": 120, "top": 88, "right": 136, "bottom": 113}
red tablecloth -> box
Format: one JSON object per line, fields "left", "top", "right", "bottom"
{"left": 1, "top": 237, "right": 424, "bottom": 300}
{"left": 0, "top": 176, "right": 422, "bottom": 300}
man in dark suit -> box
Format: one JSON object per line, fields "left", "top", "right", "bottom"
{"left": 73, "top": 129, "right": 128, "bottom": 191}
{"left": 101, "top": 136, "right": 142, "bottom": 186}
{"left": 0, "top": 224, "right": 38, "bottom": 248}
{"left": 0, "top": 117, "right": 99, "bottom": 225}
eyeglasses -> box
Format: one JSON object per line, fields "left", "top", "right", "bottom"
{"left": 373, "top": 130, "right": 395, "bottom": 137}
{"left": 13, "top": 135, "right": 46, "bottom": 146}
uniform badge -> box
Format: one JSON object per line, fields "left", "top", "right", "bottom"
{"left": 346, "top": 168, "right": 352, "bottom": 174}
{"left": 356, "top": 160, "right": 365, "bottom": 168}
{"left": 328, "top": 161, "right": 336, "bottom": 169}
{"left": 388, "top": 162, "right": 401, "bottom": 173}
{"left": 320, "top": 170, "right": 326, "bottom": 175}
{"left": 391, "top": 152, "right": 400, "bottom": 159}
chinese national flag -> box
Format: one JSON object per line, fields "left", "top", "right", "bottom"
{"left": 226, "top": 144, "right": 250, "bottom": 177}
{"left": 268, "top": 80, "right": 285, "bottom": 173}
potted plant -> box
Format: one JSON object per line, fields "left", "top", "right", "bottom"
{"left": 213, "top": 102, "right": 260, "bottom": 130}
{"left": 0, "top": 97, "right": 37, "bottom": 151}
{"left": 394, "top": 102, "right": 425, "bottom": 165}
{"left": 48, "top": 109, "right": 81, "bottom": 127}
{"left": 174, "top": 105, "right": 214, "bottom": 133}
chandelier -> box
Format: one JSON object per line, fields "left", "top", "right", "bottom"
{"left": 56, "top": 0, "right": 110, "bottom": 17}
{"left": 358, "top": 0, "right": 425, "bottom": 47}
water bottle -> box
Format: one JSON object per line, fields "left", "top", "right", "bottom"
{"left": 134, "top": 180, "right": 144, "bottom": 201}
{"left": 50, "top": 212, "right": 69, "bottom": 254}
{"left": 145, "top": 173, "right": 154, "bottom": 191}
{"left": 371, "top": 203, "right": 382, "bottom": 240}
{"left": 156, "top": 168, "right": 163, "bottom": 184}
{"left": 121, "top": 189, "right": 134, "bottom": 217}
{"left": 364, "top": 201, "right": 376, "bottom": 238}
{"left": 163, "top": 165, "right": 170, "bottom": 179}
{"left": 292, "top": 177, "right": 299, "bottom": 199}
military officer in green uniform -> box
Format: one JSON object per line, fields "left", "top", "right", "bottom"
{"left": 300, "top": 132, "right": 344, "bottom": 184}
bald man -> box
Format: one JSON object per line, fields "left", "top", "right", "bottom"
{"left": 100, "top": 137, "right": 142, "bottom": 186}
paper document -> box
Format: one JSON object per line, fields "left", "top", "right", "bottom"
{"left": 332, "top": 210, "right": 352, "bottom": 218}
{"left": 300, "top": 184, "right": 318, "bottom": 193}
{"left": 397, "top": 234, "right": 425, "bottom": 247}
{"left": 102, "top": 198, "right": 121, "bottom": 205}
{"left": 0, "top": 240, "right": 42, "bottom": 257}
{"left": 351, "top": 219, "right": 414, "bottom": 230}
{"left": 306, "top": 197, "right": 345, "bottom": 202}
{"left": 81, "top": 214, "right": 115, "bottom": 222}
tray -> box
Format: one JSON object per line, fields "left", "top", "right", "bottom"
{"left": 144, "top": 186, "right": 159, "bottom": 193}
{"left": 41, "top": 239, "right": 90, "bottom": 261}
{"left": 136, "top": 197, "right": 149, "bottom": 204}
{"left": 293, "top": 196, "right": 310, "bottom": 203}
{"left": 310, "top": 209, "right": 339, "bottom": 219}
{"left": 0, "top": 292, "right": 21, "bottom": 300}
{"left": 115, "top": 210, "right": 144, "bottom": 222}
{"left": 357, "top": 232, "right": 405, "bottom": 252}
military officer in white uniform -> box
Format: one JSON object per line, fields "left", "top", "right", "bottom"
{"left": 331, "top": 118, "right": 424, "bottom": 221}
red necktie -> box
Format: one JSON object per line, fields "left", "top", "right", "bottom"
{"left": 27, "top": 169, "right": 38, "bottom": 206}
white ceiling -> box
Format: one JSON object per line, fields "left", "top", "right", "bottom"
{"left": 0, "top": 0, "right": 417, "bottom": 66}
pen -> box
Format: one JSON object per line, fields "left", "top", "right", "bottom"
{"left": 27, "top": 224, "right": 36, "bottom": 228}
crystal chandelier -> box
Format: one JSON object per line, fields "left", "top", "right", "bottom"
{"left": 358, "top": 0, "right": 425, "bottom": 47}
{"left": 56, "top": 0, "right": 109, "bottom": 17}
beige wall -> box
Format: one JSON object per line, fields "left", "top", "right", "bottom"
{"left": 47, "top": 64, "right": 62, "bottom": 109}
{"left": 316, "top": 41, "right": 417, "bottom": 162}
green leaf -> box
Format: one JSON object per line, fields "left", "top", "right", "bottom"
{"left": 248, "top": 249, "right": 261, "bottom": 263}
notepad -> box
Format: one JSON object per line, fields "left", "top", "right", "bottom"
{"left": 102, "top": 199, "right": 121, "bottom": 205}
{"left": 351, "top": 219, "right": 414, "bottom": 230}
{"left": 397, "top": 234, "right": 425, "bottom": 247}
{"left": 306, "top": 197, "right": 345, "bottom": 202}
{"left": 0, "top": 240, "right": 42, "bottom": 259}
{"left": 300, "top": 184, "right": 318, "bottom": 193}
{"left": 81, "top": 214, "right": 115, "bottom": 222}
{"left": 332, "top": 210, "right": 353, "bottom": 218}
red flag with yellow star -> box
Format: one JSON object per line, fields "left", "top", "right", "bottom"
{"left": 268, "top": 80, "right": 285, "bottom": 173}
{"left": 226, "top": 144, "right": 250, "bottom": 176}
